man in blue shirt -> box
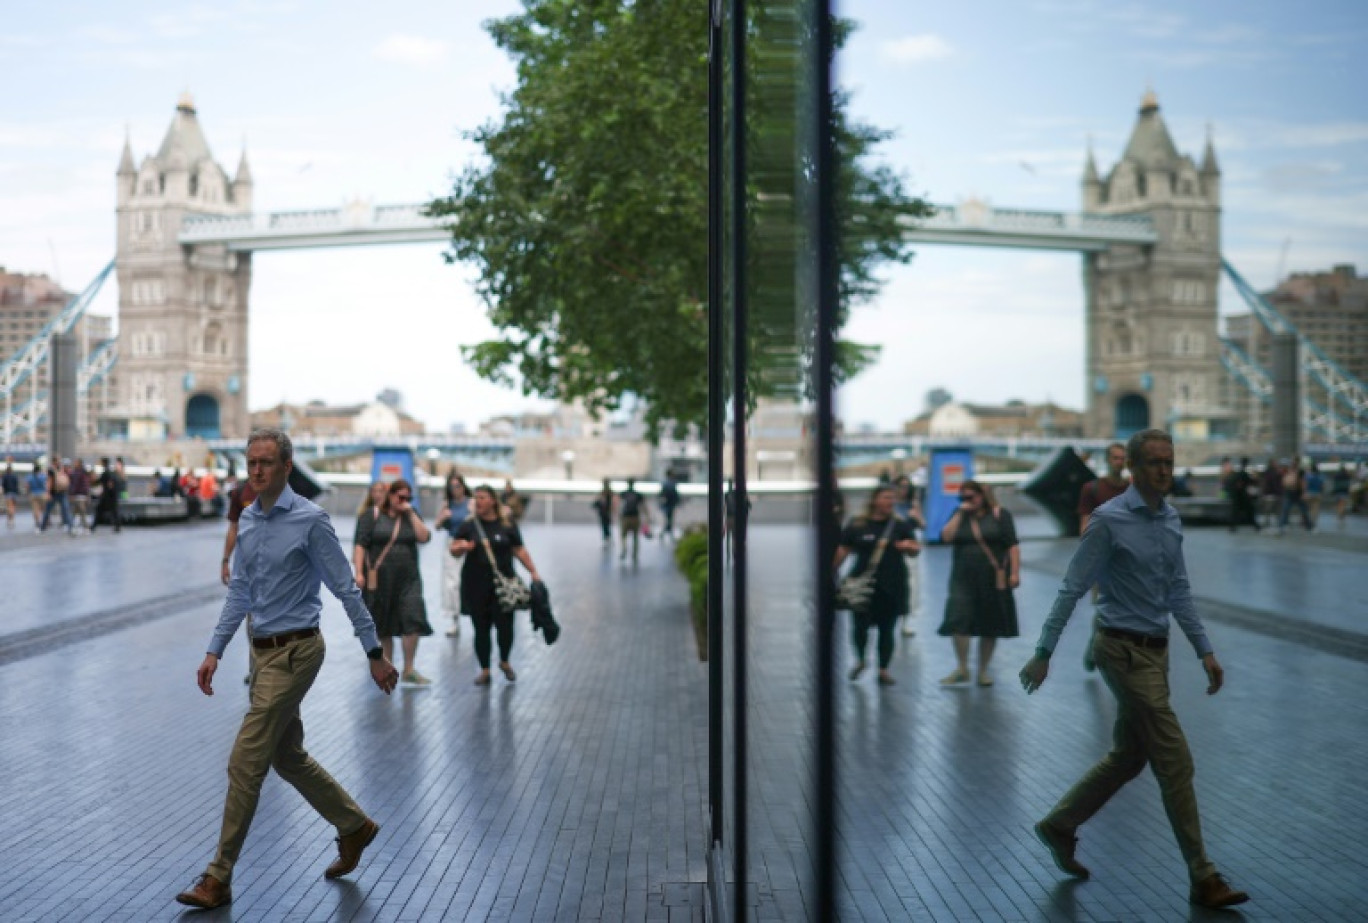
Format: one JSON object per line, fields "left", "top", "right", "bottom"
{"left": 1019, "top": 428, "right": 1249, "bottom": 910}
{"left": 176, "top": 429, "right": 399, "bottom": 911}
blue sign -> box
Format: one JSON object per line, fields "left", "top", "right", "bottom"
{"left": 183, "top": 371, "right": 196, "bottom": 391}
{"left": 1140, "top": 372, "right": 1154, "bottom": 391}
{"left": 1093, "top": 375, "right": 1109, "bottom": 394}
{"left": 926, "top": 447, "right": 975, "bottom": 544}
{"left": 370, "top": 448, "right": 419, "bottom": 514}
{"left": 226, "top": 375, "right": 241, "bottom": 395}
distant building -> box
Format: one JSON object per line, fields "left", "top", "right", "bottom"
{"left": 1226, "top": 264, "right": 1368, "bottom": 384}
{"left": 250, "top": 399, "right": 424, "bottom": 438}
{"left": 0, "top": 267, "right": 115, "bottom": 440}
{"left": 903, "top": 400, "right": 1084, "bottom": 439}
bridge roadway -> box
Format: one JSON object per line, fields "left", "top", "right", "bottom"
{"left": 0, "top": 513, "right": 1365, "bottom": 920}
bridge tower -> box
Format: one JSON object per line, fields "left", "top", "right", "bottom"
{"left": 113, "top": 94, "right": 252, "bottom": 440}
{"left": 1082, "top": 91, "right": 1229, "bottom": 441}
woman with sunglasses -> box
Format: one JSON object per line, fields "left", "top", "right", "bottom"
{"left": 434, "top": 473, "right": 472, "bottom": 637}
{"left": 352, "top": 479, "right": 434, "bottom": 686}
{"left": 449, "top": 485, "right": 543, "bottom": 686}
{"left": 833, "top": 485, "right": 921, "bottom": 686}
{"left": 937, "top": 479, "right": 1020, "bottom": 686}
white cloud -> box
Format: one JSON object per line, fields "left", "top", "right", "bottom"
{"left": 879, "top": 34, "right": 953, "bottom": 65}
{"left": 373, "top": 34, "right": 451, "bottom": 68}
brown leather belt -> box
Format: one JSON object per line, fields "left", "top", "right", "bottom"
{"left": 252, "top": 627, "right": 320, "bottom": 650}
{"left": 1102, "top": 627, "right": 1168, "bottom": 649}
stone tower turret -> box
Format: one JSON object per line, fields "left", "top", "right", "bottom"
{"left": 1081, "top": 90, "right": 1228, "bottom": 440}
{"left": 113, "top": 94, "right": 253, "bottom": 440}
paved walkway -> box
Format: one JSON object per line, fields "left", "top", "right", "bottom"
{"left": 0, "top": 516, "right": 1365, "bottom": 921}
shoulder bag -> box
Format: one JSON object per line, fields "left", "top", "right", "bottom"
{"left": 473, "top": 517, "right": 531, "bottom": 613}
{"left": 969, "top": 512, "right": 1009, "bottom": 590}
{"left": 364, "top": 513, "right": 400, "bottom": 591}
{"left": 836, "top": 518, "right": 896, "bottom": 614}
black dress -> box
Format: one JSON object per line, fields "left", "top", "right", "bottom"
{"left": 455, "top": 516, "right": 525, "bottom": 668}
{"left": 840, "top": 515, "right": 915, "bottom": 668}
{"left": 938, "top": 508, "right": 1019, "bottom": 638}
{"left": 355, "top": 511, "right": 432, "bottom": 638}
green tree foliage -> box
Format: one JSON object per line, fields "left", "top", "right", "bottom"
{"left": 429, "top": 0, "right": 931, "bottom": 435}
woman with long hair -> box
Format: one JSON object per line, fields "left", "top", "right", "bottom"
{"left": 449, "top": 485, "right": 542, "bottom": 686}
{"left": 592, "top": 479, "right": 615, "bottom": 547}
{"left": 352, "top": 479, "right": 434, "bottom": 686}
{"left": 434, "top": 472, "right": 472, "bottom": 637}
{"left": 937, "top": 479, "right": 1020, "bottom": 686}
{"left": 833, "top": 485, "right": 920, "bottom": 686}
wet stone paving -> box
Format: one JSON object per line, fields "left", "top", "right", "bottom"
{"left": 0, "top": 510, "right": 1365, "bottom": 921}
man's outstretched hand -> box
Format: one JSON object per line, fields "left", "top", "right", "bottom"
{"left": 1019, "top": 656, "right": 1050, "bottom": 695}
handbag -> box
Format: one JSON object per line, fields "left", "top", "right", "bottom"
{"left": 836, "top": 518, "right": 896, "bottom": 613}
{"left": 473, "top": 517, "right": 531, "bottom": 613}
{"left": 969, "top": 513, "right": 1009, "bottom": 590}
{"left": 364, "top": 511, "right": 400, "bottom": 591}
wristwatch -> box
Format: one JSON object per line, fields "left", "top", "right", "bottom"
{"left": 366, "top": 646, "right": 383, "bottom": 661}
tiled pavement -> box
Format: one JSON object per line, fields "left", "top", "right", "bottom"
{"left": 1, "top": 517, "right": 1366, "bottom": 921}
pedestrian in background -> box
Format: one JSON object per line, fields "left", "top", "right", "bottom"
{"left": 1277, "top": 458, "right": 1312, "bottom": 534}
{"left": 1305, "top": 462, "right": 1325, "bottom": 526}
{"left": 91, "top": 457, "right": 121, "bottom": 533}
{"left": 1077, "top": 443, "right": 1129, "bottom": 671}
{"left": 40, "top": 459, "right": 73, "bottom": 533}
{"left": 175, "top": 428, "right": 397, "bottom": 911}
{"left": 1258, "top": 458, "right": 1283, "bottom": 529}
{"left": 1331, "top": 463, "right": 1352, "bottom": 522}
{"left": 434, "top": 473, "right": 472, "bottom": 638}
{"left": 1226, "top": 457, "right": 1258, "bottom": 532}
{"left": 592, "top": 480, "right": 615, "bottom": 547}
{"left": 353, "top": 479, "right": 434, "bottom": 687}
{"left": 892, "top": 475, "right": 925, "bottom": 637}
{"left": 2, "top": 464, "right": 18, "bottom": 528}
{"left": 500, "top": 478, "right": 527, "bottom": 524}
{"left": 658, "top": 470, "right": 681, "bottom": 541}
{"left": 834, "top": 485, "right": 920, "bottom": 686}
{"left": 68, "top": 459, "right": 92, "bottom": 532}
{"left": 937, "top": 479, "right": 1020, "bottom": 687}
{"left": 1019, "top": 428, "right": 1248, "bottom": 910}
{"left": 449, "top": 484, "right": 543, "bottom": 686}
{"left": 618, "top": 478, "right": 649, "bottom": 562}
{"left": 25, "top": 465, "right": 47, "bottom": 528}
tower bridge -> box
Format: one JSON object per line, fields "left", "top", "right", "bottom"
{"left": 3, "top": 91, "right": 1365, "bottom": 451}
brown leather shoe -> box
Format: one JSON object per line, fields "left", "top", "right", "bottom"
{"left": 324, "top": 819, "right": 380, "bottom": 879}
{"left": 1190, "top": 873, "right": 1249, "bottom": 908}
{"left": 175, "top": 873, "right": 231, "bottom": 909}
{"left": 1034, "top": 820, "right": 1090, "bottom": 879}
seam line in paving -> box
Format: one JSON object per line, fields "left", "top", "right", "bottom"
{"left": 0, "top": 581, "right": 224, "bottom": 665}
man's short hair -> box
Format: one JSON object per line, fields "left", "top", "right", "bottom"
{"left": 247, "top": 427, "right": 293, "bottom": 465}
{"left": 1125, "top": 428, "right": 1173, "bottom": 469}
{"left": 1107, "top": 442, "right": 1126, "bottom": 455}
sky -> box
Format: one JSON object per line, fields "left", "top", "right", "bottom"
{"left": 1, "top": 0, "right": 1365, "bottom": 432}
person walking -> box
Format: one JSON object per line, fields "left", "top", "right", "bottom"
{"left": 2, "top": 464, "right": 18, "bottom": 528}
{"left": 500, "top": 478, "right": 527, "bottom": 524}
{"left": 1018, "top": 428, "right": 1249, "bottom": 910}
{"left": 67, "top": 459, "right": 92, "bottom": 532}
{"left": 175, "top": 428, "right": 399, "bottom": 911}
{"left": 1331, "top": 463, "right": 1352, "bottom": 522}
{"left": 1277, "top": 458, "right": 1312, "bottom": 534}
{"left": 1258, "top": 458, "right": 1283, "bottom": 529}
{"left": 892, "top": 475, "right": 925, "bottom": 637}
{"left": 40, "top": 459, "right": 73, "bottom": 534}
{"left": 658, "top": 470, "right": 681, "bottom": 541}
{"left": 833, "top": 485, "right": 920, "bottom": 686}
{"left": 449, "top": 485, "right": 543, "bottom": 686}
{"left": 618, "top": 478, "right": 650, "bottom": 562}
{"left": 352, "top": 479, "right": 434, "bottom": 687}
{"left": 25, "top": 465, "right": 48, "bottom": 529}
{"left": 1077, "top": 443, "right": 1130, "bottom": 671}
{"left": 91, "top": 457, "right": 122, "bottom": 533}
{"left": 1226, "top": 457, "right": 1259, "bottom": 532}
{"left": 937, "top": 479, "right": 1019, "bottom": 687}
{"left": 434, "top": 473, "right": 472, "bottom": 638}
{"left": 1305, "top": 462, "right": 1325, "bottom": 527}
{"left": 592, "top": 480, "right": 615, "bottom": 547}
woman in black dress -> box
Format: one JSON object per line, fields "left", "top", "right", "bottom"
{"left": 352, "top": 479, "right": 433, "bottom": 686}
{"left": 449, "top": 485, "right": 543, "bottom": 686}
{"left": 937, "top": 479, "right": 1019, "bottom": 687}
{"left": 833, "top": 486, "right": 921, "bottom": 686}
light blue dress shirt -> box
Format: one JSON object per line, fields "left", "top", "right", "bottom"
{"left": 208, "top": 484, "right": 380, "bottom": 658}
{"left": 1037, "top": 484, "right": 1213, "bottom": 658}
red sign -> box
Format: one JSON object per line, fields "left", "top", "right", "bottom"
{"left": 940, "top": 462, "right": 965, "bottom": 496}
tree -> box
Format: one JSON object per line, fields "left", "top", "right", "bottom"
{"left": 924, "top": 388, "right": 953, "bottom": 413}
{"left": 429, "top": 0, "right": 931, "bottom": 436}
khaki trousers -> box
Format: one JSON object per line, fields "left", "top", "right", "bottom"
{"left": 1045, "top": 634, "right": 1217, "bottom": 884}
{"left": 207, "top": 634, "right": 368, "bottom": 883}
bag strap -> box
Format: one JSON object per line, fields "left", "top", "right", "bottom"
{"left": 865, "top": 517, "right": 898, "bottom": 571}
{"left": 472, "top": 516, "right": 504, "bottom": 574}
{"left": 968, "top": 514, "right": 1004, "bottom": 577}
{"left": 367, "top": 512, "right": 402, "bottom": 573}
